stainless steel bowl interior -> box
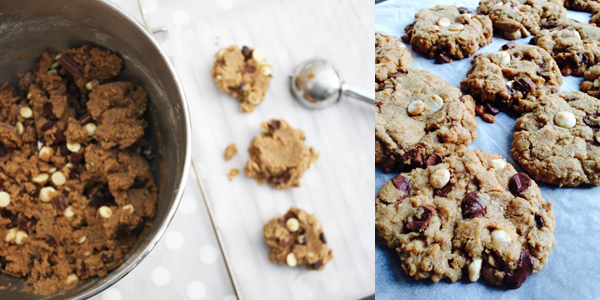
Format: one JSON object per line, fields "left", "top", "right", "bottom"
{"left": 0, "top": 0, "right": 191, "bottom": 299}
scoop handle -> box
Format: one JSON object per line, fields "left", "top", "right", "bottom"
{"left": 341, "top": 83, "right": 375, "bottom": 105}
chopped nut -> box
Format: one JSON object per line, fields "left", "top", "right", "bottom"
{"left": 65, "top": 274, "right": 79, "bottom": 284}
{"left": 469, "top": 258, "right": 483, "bottom": 282}
{"left": 252, "top": 48, "right": 266, "bottom": 62}
{"left": 407, "top": 100, "right": 425, "bottom": 116}
{"left": 430, "top": 169, "right": 450, "bottom": 189}
{"left": 491, "top": 159, "right": 506, "bottom": 169}
{"left": 498, "top": 51, "right": 511, "bottom": 65}
{"left": 481, "top": 113, "right": 495, "bottom": 123}
{"left": 32, "top": 173, "right": 49, "bottom": 183}
{"left": 555, "top": 111, "right": 576, "bottom": 128}
{"left": 286, "top": 252, "right": 297, "bottom": 267}
{"left": 79, "top": 236, "right": 87, "bottom": 244}
{"left": 39, "top": 146, "right": 54, "bottom": 161}
{"left": 64, "top": 206, "right": 75, "bottom": 218}
{"left": 39, "top": 186, "right": 57, "bottom": 202}
{"left": 51, "top": 172, "right": 67, "bottom": 186}
{"left": 0, "top": 191, "right": 10, "bottom": 208}
{"left": 437, "top": 17, "right": 451, "bottom": 27}
{"left": 122, "top": 204, "right": 134, "bottom": 214}
{"left": 227, "top": 168, "right": 240, "bottom": 181}
{"left": 285, "top": 218, "right": 300, "bottom": 232}
{"left": 16, "top": 122, "right": 24, "bottom": 135}
{"left": 15, "top": 230, "right": 28, "bottom": 245}
{"left": 491, "top": 229, "right": 511, "bottom": 242}
{"left": 5, "top": 228, "right": 16, "bottom": 242}
{"left": 19, "top": 106, "right": 33, "bottom": 119}
{"left": 424, "top": 95, "right": 444, "bottom": 112}
{"left": 475, "top": 105, "right": 485, "bottom": 116}
{"left": 99, "top": 206, "right": 113, "bottom": 218}
{"left": 224, "top": 143, "right": 238, "bottom": 161}
{"left": 85, "top": 123, "right": 97, "bottom": 137}
{"left": 66, "top": 142, "right": 81, "bottom": 152}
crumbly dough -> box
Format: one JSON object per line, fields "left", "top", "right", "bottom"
{"left": 224, "top": 143, "right": 237, "bottom": 161}
{"left": 580, "top": 64, "right": 600, "bottom": 97}
{"left": 565, "top": 0, "right": 600, "bottom": 13}
{"left": 211, "top": 45, "right": 272, "bottom": 113}
{"left": 512, "top": 91, "right": 600, "bottom": 186}
{"left": 477, "top": 0, "right": 566, "bottom": 40}
{"left": 227, "top": 168, "right": 239, "bottom": 181}
{"left": 263, "top": 207, "right": 333, "bottom": 270}
{"left": 0, "top": 46, "right": 157, "bottom": 295}
{"left": 533, "top": 18, "right": 600, "bottom": 76}
{"left": 402, "top": 5, "right": 493, "bottom": 63}
{"left": 375, "top": 33, "right": 412, "bottom": 91}
{"left": 376, "top": 149, "right": 555, "bottom": 288}
{"left": 460, "top": 44, "right": 563, "bottom": 114}
{"left": 375, "top": 69, "right": 477, "bottom": 173}
{"left": 244, "top": 119, "right": 318, "bottom": 190}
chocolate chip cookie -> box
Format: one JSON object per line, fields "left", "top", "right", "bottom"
{"left": 402, "top": 5, "right": 493, "bottom": 63}
{"left": 244, "top": 119, "right": 318, "bottom": 189}
{"left": 376, "top": 149, "right": 555, "bottom": 288}
{"left": 580, "top": 64, "right": 600, "bottom": 98}
{"left": 376, "top": 69, "right": 477, "bottom": 173}
{"left": 477, "top": 0, "right": 566, "bottom": 40}
{"left": 512, "top": 91, "right": 600, "bottom": 186}
{"left": 533, "top": 19, "right": 600, "bottom": 76}
{"left": 263, "top": 207, "right": 333, "bottom": 270}
{"left": 564, "top": 0, "right": 600, "bottom": 13}
{"left": 376, "top": 33, "right": 412, "bottom": 91}
{"left": 0, "top": 46, "right": 157, "bottom": 295}
{"left": 211, "top": 45, "right": 273, "bottom": 113}
{"left": 460, "top": 43, "right": 563, "bottom": 115}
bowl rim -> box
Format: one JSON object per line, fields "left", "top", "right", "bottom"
{"left": 66, "top": 0, "right": 192, "bottom": 299}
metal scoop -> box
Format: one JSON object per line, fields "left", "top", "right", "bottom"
{"left": 289, "top": 58, "right": 374, "bottom": 109}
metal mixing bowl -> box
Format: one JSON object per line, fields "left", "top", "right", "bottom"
{"left": 0, "top": 0, "right": 191, "bottom": 298}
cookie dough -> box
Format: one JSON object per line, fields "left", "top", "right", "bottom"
{"left": 244, "top": 119, "right": 318, "bottom": 189}
{"left": 565, "top": 0, "right": 600, "bottom": 13}
{"left": 211, "top": 45, "right": 272, "bottom": 113}
{"left": 477, "top": 0, "right": 566, "bottom": 40}
{"left": 224, "top": 143, "right": 237, "bottom": 161}
{"left": 0, "top": 46, "right": 157, "bottom": 295}
{"left": 402, "top": 5, "right": 493, "bottom": 63}
{"left": 375, "top": 33, "right": 412, "bottom": 91}
{"left": 263, "top": 207, "right": 333, "bottom": 270}
{"left": 533, "top": 19, "right": 600, "bottom": 76}
{"left": 512, "top": 91, "right": 600, "bottom": 186}
{"left": 460, "top": 43, "right": 563, "bottom": 114}
{"left": 375, "top": 69, "right": 478, "bottom": 173}
{"left": 376, "top": 149, "right": 555, "bottom": 288}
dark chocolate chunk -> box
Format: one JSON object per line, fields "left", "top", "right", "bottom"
{"left": 435, "top": 53, "right": 452, "bottom": 64}
{"left": 484, "top": 102, "right": 500, "bottom": 115}
{"left": 283, "top": 211, "right": 297, "bottom": 221}
{"left": 565, "top": 94, "right": 579, "bottom": 101}
{"left": 505, "top": 252, "right": 534, "bottom": 289}
{"left": 458, "top": 6, "right": 470, "bottom": 14}
{"left": 311, "top": 260, "right": 323, "bottom": 270}
{"left": 391, "top": 175, "right": 411, "bottom": 201}
{"left": 390, "top": 71, "right": 406, "bottom": 78}
{"left": 57, "top": 54, "right": 80, "bottom": 76}
{"left": 70, "top": 153, "right": 83, "bottom": 165}
{"left": 578, "top": 52, "right": 589, "bottom": 65}
{"left": 79, "top": 112, "right": 93, "bottom": 125}
{"left": 243, "top": 66, "right": 256, "bottom": 73}
{"left": 508, "top": 172, "right": 532, "bottom": 195}
{"left": 89, "top": 193, "right": 105, "bottom": 208}
{"left": 426, "top": 153, "right": 444, "bottom": 166}
{"left": 237, "top": 82, "right": 246, "bottom": 94}
{"left": 319, "top": 232, "right": 327, "bottom": 244}
{"left": 115, "top": 225, "right": 132, "bottom": 239}
{"left": 42, "top": 103, "right": 57, "bottom": 120}
{"left": 0, "top": 256, "right": 6, "bottom": 269}
{"left": 59, "top": 143, "right": 71, "bottom": 156}
{"left": 435, "top": 182, "right": 455, "bottom": 197}
{"left": 277, "top": 219, "right": 285, "bottom": 227}
{"left": 535, "top": 215, "right": 545, "bottom": 229}
{"left": 53, "top": 128, "right": 66, "bottom": 143}
{"left": 550, "top": 87, "right": 559, "bottom": 94}
{"left": 271, "top": 173, "right": 289, "bottom": 185}
{"left": 401, "top": 148, "right": 424, "bottom": 169}
{"left": 52, "top": 194, "right": 69, "bottom": 210}
{"left": 583, "top": 115, "right": 600, "bottom": 129}
{"left": 101, "top": 253, "right": 113, "bottom": 264}
{"left": 241, "top": 46, "right": 253, "bottom": 61}
{"left": 41, "top": 122, "right": 56, "bottom": 132}
{"left": 462, "top": 191, "right": 486, "bottom": 218}
{"left": 406, "top": 205, "right": 437, "bottom": 232}
{"left": 0, "top": 144, "right": 6, "bottom": 157}
{"left": 79, "top": 261, "right": 87, "bottom": 277}
{"left": 296, "top": 235, "right": 306, "bottom": 245}
{"left": 278, "top": 234, "right": 295, "bottom": 247}
{"left": 542, "top": 21, "right": 556, "bottom": 29}
{"left": 514, "top": 78, "right": 536, "bottom": 94}
{"left": 269, "top": 120, "right": 281, "bottom": 130}
{"left": 45, "top": 237, "right": 56, "bottom": 247}
{"left": 501, "top": 41, "right": 517, "bottom": 50}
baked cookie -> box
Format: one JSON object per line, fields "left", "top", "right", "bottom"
{"left": 564, "top": 0, "right": 600, "bottom": 13}
{"left": 402, "top": 5, "right": 493, "bottom": 63}
{"left": 477, "top": 0, "right": 566, "bottom": 40}
{"left": 211, "top": 45, "right": 273, "bottom": 113}
{"left": 533, "top": 19, "right": 600, "bottom": 76}
{"left": 460, "top": 43, "right": 562, "bottom": 115}
{"left": 376, "top": 69, "right": 477, "bottom": 173}
{"left": 376, "top": 149, "right": 555, "bottom": 288}
{"left": 376, "top": 33, "right": 412, "bottom": 91}
{"left": 244, "top": 119, "right": 318, "bottom": 189}
{"left": 580, "top": 64, "right": 600, "bottom": 98}
{"left": 590, "top": 11, "right": 600, "bottom": 26}
{"left": 263, "top": 207, "right": 333, "bottom": 270}
{"left": 512, "top": 91, "right": 600, "bottom": 186}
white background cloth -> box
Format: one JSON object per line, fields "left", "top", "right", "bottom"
{"left": 91, "top": 0, "right": 374, "bottom": 299}
{"left": 376, "top": 0, "right": 600, "bottom": 299}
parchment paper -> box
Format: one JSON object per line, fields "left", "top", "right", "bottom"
{"left": 376, "top": 1, "right": 600, "bottom": 299}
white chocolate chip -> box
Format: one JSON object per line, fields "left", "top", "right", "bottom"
{"left": 39, "top": 146, "right": 54, "bottom": 161}
{"left": 555, "top": 111, "right": 576, "bottom": 128}
{"left": 469, "top": 258, "right": 483, "bottom": 282}
{"left": 64, "top": 206, "right": 75, "bottom": 218}
{"left": 507, "top": 80, "right": 514, "bottom": 89}
{"left": 55, "top": 54, "right": 62, "bottom": 60}
{"left": 424, "top": 95, "right": 444, "bottom": 113}
{"left": 0, "top": 191, "right": 10, "bottom": 208}
{"left": 99, "top": 206, "right": 113, "bottom": 218}
{"left": 494, "top": 2, "right": 503, "bottom": 6}
{"left": 49, "top": 167, "right": 57, "bottom": 173}
{"left": 16, "top": 122, "right": 24, "bottom": 135}
{"left": 261, "top": 65, "right": 273, "bottom": 76}
{"left": 449, "top": 24, "right": 464, "bottom": 31}
{"left": 15, "top": 230, "right": 28, "bottom": 245}
{"left": 5, "top": 228, "right": 16, "bottom": 242}
{"left": 491, "top": 229, "right": 511, "bottom": 242}
{"left": 427, "top": 25, "right": 440, "bottom": 32}
{"left": 407, "top": 100, "right": 425, "bottom": 116}
{"left": 27, "top": 93, "right": 32, "bottom": 100}
{"left": 285, "top": 218, "right": 300, "bottom": 232}
{"left": 85, "top": 123, "right": 97, "bottom": 137}
{"left": 32, "top": 173, "right": 49, "bottom": 184}
{"left": 66, "top": 142, "right": 81, "bottom": 152}
{"left": 252, "top": 48, "right": 266, "bottom": 62}
{"left": 573, "top": 30, "right": 581, "bottom": 40}
{"left": 65, "top": 274, "right": 79, "bottom": 284}
{"left": 488, "top": 255, "right": 497, "bottom": 267}
{"left": 79, "top": 236, "right": 87, "bottom": 244}
{"left": 51, "top": 172, "right": 66, "bottom": 186}
{"left": 286, "top": 252, "right": 297, "bottom": 267}
{"left": 498, "top": 51, "right": 511, "bottom": 65}
{"left": 47, "top": 69, "right": 57, "bottom": 75}
{"left": 51, "top": 62, "right": 60, "bottom": 70}
{"left": 84, "top": 251, "right": 91, "bottom": 256}
{"left": 122, "top": 204, "right": 134, "bottom": 214}
{"left": 430, "top": 169, "right": 451, "bottom": 189}
{"left": 248, "top": 93, "right": 261, "bottom": 105}
{"left": 64, "top": 186, "right": 72, "bottom": 192}
{"left": 39, "top": 186, "right": 57, "bottom": 202}
{"left": 437, "top": 17, "right": 451, "bottom": 27}
{"left": 491, "top": 159, "right": 507, "bottom": 170}
{"left": 85, "top": 80, "right": 99, "bottom": 91}
{"left": 19, "top": 106, "right": 33, "bottom": 119}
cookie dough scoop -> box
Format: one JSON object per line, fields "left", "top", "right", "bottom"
{"left": 290, "top": 58, "right": 374, "bottom": 108}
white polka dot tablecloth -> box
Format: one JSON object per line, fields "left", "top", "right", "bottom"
{"left": 92, "top": 0, "right": 374, "bottom": 299}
